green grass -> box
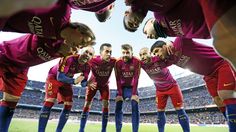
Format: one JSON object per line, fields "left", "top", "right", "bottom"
{"left": 9, "top": 118, "right": 228, "bottom": 132}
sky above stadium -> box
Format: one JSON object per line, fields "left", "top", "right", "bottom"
{"left": 0, "top": 1, "right": 213, "bottom": 89}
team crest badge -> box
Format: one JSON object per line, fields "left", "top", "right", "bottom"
{"left": 130, "top": 65, "right": 134, "bottom": 71}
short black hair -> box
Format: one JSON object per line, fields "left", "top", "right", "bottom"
{"left": 150, "top": 41, "right": 166, "bottom": 52}
{"left": 100, "top": 43, "right": 112, "bottom": 52}
{"left": 123, "top": 16, "right": 137, "bottom": 32}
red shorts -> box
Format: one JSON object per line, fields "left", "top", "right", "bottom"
{"left": 45, "top": 76, "right": 73, "bottom": 104}
{"left": 156, "top": 85, "right": 183, "bottom": 109}
{"left": 0, "top": 63, "right": 28, "bottom": 97}
{"left": 85, "top": 84, "right": 110, "bottom": 101}
{"left": 204, "top": 61, "right": 236, "bottom": 97}
{"left": 198, "top": 0, "right": 236, "bottom": 30}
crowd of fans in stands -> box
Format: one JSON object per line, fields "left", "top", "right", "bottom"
{"left": 0, "top": 74, "right": 226, "bottom": 124}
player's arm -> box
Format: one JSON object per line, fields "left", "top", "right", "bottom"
{"left": 57, "top": 56, "right": 82, "bottom": 84}
{"left": 0, "top": 0, "right": 57, "bottom": 17}
{"left": 131, "top": 59, "right": 141, "bottom": 95}
{"left": 114, "top": 61, "right": 123, "bottom": 96}
{"left": 80, "top": 64, "right": 91, "bottom": 87}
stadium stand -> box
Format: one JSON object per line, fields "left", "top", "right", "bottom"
{"left": 0, "top": 74, "right": 226, "bottom": 124}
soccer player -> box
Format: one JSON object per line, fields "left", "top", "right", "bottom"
{"left": 114, "top": 44, "right": 141, "bottom": 132}
{"left": 123, "top": 0, "right": 236, "bottom": 71}
{"left": 79, "top": 43, "right": 116, "bottom": 132}
{"left": 139, "top": 47, "right": 190, "bottom": 132}
{"left": 0, "top": 22, "right": 95, "bottom": 132}
{"left": 38, "top": 46, "right": 94, "bottom": 132}
{"left": 0, "top": 0, "right": 115, "bottom": 34}
{"left": 150, "top": 38, "right": 236, "bottom": 132}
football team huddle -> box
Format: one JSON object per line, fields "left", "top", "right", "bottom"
{"left": 0, "top": 0, "right": 236, "bottom": 132}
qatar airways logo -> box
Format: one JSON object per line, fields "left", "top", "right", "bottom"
{"left": 96, "top": 70, "right": 110, "bottom": 77}
{"left": 37, "top": 47, "right": 53, "bottom": 61}
{"left": 122, "top": 72, "right": 133, "bottom": 78}
{"left": 28, "top": 16, "right": 43, "bottom": 37}
{"left": 169, "top": 19, "right": 184, "bottom": 36}
{"left": 145, "top": 67, "right": 161, "bottom": 75}
{"left": 71, "top": 0, "right": 104, "bottom": 6}
{"left": 176, "top": 55, "right": 190, "bottom": 67}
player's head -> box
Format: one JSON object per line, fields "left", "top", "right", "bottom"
{"left": 100, "top": 43, "right": 112, "bottom": 62}
{"left": 121, "top": 44, "right": 133, "bottom": 62}
{"left": 150, "top": 41, "right": 168, "bottom": 60}
{"left": 61, "top": 22, "right": 96, "bottom": 53}
{"left": 95, "top": 3, "right": 114, "bottom": 22}
{"left": 139, "top": 47, "right": 151, "bottom": 64}
{"left": 123, "top": 8, "right": 145, "bottom": 32}
{"left": 79, "top": 46, "right": 95, "bottom": 64}
{"left": 143, "top": 18, "right": 158, "bottom": 39}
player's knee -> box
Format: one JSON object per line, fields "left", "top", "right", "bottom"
{"left": 213, "top": 96, "right": 225, "bottom": 107}
{"left": 218, "top": 90, "right": 236, "bottom": 100}
{"left": 84, "top": 101, "right": 92, "bottom": 108}
{"left": 45, "top": 98, "right": 56, "bottom": 103}
{"left": 3, "top": 92, "right": 20, "bottom": 102}
{"left": 102, "top": 100, "right": 109, "bottom": 108}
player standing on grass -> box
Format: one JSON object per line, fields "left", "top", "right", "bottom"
{"left": 38, "top": 46, "right": 94, "bottom": 132}
{"left": 139, "top": 47, "right": 190, "bottom": 132}
{"left": 150, "top": 38, "right": 236, "bottom": 132}
{"left": 114, "top": 44, "right": 141, "bottom": 132}
{"left": 79, "top": 43, "right": 116, "bottom": 132}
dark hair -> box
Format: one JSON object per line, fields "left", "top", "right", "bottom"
{"left": 100, "top": 43, "right": 112, "bottom": 52}
{"left": 150, "top": 41, "right": 166, "bottom": 52}
{"left": 121, "top": 44, "right": 133, "bottom": 51}
{"left": 66, "top": 22, "right": 96, "bottom": 45}
{"left": 123, "top": 16, "right": 137, "bottom": 32}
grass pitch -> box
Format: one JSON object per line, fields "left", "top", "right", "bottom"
{"left": 9, "top": 118, "right": 228, "bottom": 132}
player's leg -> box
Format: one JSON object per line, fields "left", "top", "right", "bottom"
{"left": 56, "top": 85, "right": 73, "bottom": 132}
{"left": 203, "top": 76, "right": 227, "bottom": 118}
{"left": 38, "top": 77, "right": 59, "bottom": 132}
{"left": 0, "top": 66, "right": 28, "bottom": 132}
{"left": 170, "top": 85, "right": 190, "bottom": 132}
{"left": 156, "top": 90, "right": 168, "bottom": 132}
{"left": 100, "top": 86, "right": 110, "bottom": 132}
{"left": 79, "top": 86, "right": 96, "bottom": 132}
{"left": 128, "top": 87, "right": 139, "bottom": 132}
{"left": 217, "top": 62, "right": 236, "bottom": 132}
{"left": 199, "top": 0, "right": 236, "bottom": 70}
{"left": 115, "top": 90, "right": 124, "bottom": 132}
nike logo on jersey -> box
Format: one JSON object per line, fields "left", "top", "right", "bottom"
{"left": 223, "top": 82, "right": 234, "bottom": 87}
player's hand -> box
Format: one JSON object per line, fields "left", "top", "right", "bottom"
{"left": 165, "top": 42, "right": 174, "bottom": 55}
{"left": 131, "top": 95, "right": 139, "bottom": 103}
{"left": 116, "top": 96, "right": 123, "bottom": 102}
{"left": 74, "top": 75, "right": 84, "bottom": 85}
{"left": 88, "top": 81, "right": 97, "bottom": 91}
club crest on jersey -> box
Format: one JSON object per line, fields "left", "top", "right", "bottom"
{"left": 130, "top": 66, "right": 134, "bottom": 71}
{"left": 159, "top": 19, "right": 167, "bottom": 28}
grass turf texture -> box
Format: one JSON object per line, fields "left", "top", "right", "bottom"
{"left": 9, "top": 119, "right": 228, "bottom": 132}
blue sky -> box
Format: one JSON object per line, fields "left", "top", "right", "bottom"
{"left": 0, "top": 1, "right": 213, "bottom": 88}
